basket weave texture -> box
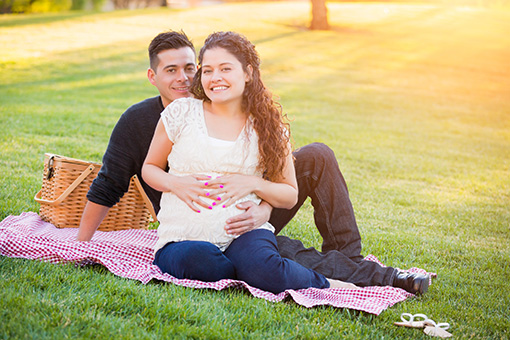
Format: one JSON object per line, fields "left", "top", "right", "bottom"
{"left": 35, "top": 154, "right": 156, "bottom": 231}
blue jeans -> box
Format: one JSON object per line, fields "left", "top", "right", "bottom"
{"left": 154, "top": 229, "right": 330, "bottom": 294}
{"left": 272, "top": 143, "right": 397, "bottom": 286}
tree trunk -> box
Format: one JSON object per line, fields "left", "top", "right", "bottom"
{"left": 310, "top": 0, "right": 330, "bottom": 30}
{"left": 0, "top": 0, "right": 14, "bottom": 13}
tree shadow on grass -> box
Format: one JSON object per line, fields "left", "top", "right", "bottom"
{"left": 0, "top": 11, "right": 99, "bottom": 28}
{"left": 0, "top": 8, "right": 161, "bottom": 28}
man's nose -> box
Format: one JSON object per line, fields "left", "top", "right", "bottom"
{"left": 176, "top": 69, "right": 188, "bottom": 82}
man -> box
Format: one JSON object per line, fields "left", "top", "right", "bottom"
{"left": 77, "top": 31, "right": 428, "bottom": 294}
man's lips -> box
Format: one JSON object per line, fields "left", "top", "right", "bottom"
{"left": 173, "top": 86, "right": 189, "bottom": 92}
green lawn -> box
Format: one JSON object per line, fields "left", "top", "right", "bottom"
{"left": 1, "top": 2, "right": 509, "bottom": 339}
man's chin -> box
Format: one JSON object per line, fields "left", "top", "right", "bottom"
{"left": 170, "top": 92, "right": 192, "bottom": 101}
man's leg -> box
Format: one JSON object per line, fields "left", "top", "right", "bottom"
{"left": 270, "top": 143, "right": 363, "bottom": 259}
{"left": 275, "top": 235, "right": 395, "bottom": 286}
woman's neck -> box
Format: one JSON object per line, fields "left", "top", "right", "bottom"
{"left": 203, "top": 101, "right": 248, "bottom": 141}
{"left": 207, "top": 100, "right": 245, "bottom": 118}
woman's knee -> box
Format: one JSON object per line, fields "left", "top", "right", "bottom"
{"left": 226, "top": 230, "right": 289, "bottom": 293}
{"left": 155, "top": 241, "right": 235, "bottom": 281}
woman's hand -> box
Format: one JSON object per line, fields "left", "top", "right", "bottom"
{"left": 169, "top": 174, "right": 212, "bottom": 212}
{"left": 206, "top": 174, "right": 260, "bottom": 208}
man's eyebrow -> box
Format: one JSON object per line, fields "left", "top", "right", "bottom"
{"left": 162, "top": 63, "right": 196, "bottom": 70}
{"left": 162, "top": 64, "right": 178, "bottom": 70}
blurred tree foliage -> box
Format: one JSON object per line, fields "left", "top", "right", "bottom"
{"left": 0, "top": 0, "right": 157, "bottom": 13}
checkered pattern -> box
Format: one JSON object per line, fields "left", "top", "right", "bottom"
{"left": 1, "top": 212, "right": 434, "bottom": 315}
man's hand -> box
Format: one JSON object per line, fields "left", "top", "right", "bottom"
{"left": 76, "top": 201, "right": 110, "bottom": 242}
{"left": 224, "top": 201, "right": 272, "bottom": 236}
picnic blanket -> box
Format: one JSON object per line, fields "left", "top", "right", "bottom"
{"left": 0, "top": 212, "right": 434, "bottom": 315}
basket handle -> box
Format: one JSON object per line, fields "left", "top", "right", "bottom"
{"left": 34, "top": 165, "right": 96, "bottom": 205}
{"left": 131, "top": 174, "right": 158, "bottom": 223}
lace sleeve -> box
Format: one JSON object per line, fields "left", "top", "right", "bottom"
{"left": 160, "top": 98, "right": 194, "bottom": 143}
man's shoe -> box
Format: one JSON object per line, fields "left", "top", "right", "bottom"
{"left": 392, "top": 271, "right": 430, "bottom": 295}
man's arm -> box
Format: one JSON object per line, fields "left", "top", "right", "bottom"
{"left": 76, "top": 201, "right": 110, "bottom": 241}
{"left": 75, "top": 98, "right": 163, "bottom": 242}
{"left": 224, "top": 200, "right": 273, "bottom": 236}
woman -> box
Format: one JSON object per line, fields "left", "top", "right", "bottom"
{"left": 142, "top": 31, "right": 356, "bottom": 294}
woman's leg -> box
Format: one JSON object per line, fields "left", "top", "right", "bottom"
{"left": 224, "top": 229, "right": 330, "bottom": 294}
{"left": 154, "top": 241, "right": 236, "bottom": 281}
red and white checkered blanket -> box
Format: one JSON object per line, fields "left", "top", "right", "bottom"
{"left": 0, "top": 212, "right": 433, "bottom": 315}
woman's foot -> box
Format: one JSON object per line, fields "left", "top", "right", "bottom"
{"left": 327, "top": 278, "right": 360, "bottom": 290}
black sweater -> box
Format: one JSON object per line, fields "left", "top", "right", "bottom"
{"left": 87, "top": 96, "right": 165, "bottom": 214}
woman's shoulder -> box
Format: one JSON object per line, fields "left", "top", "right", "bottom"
{"left": 170, "top": 97, "right": 202, "bottom": 108}
{"left": 163, "top": 97, "right": 203, "bottom": 119}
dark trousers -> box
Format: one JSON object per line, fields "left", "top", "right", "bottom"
{"left": 154, "top": 229, "right": 330, "bottom": 294}
{"left": 270, "top": 143, "right": 396, "bottom": 287}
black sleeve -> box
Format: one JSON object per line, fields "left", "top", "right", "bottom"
{"left": 86, "top": 112, "right": 140, "bottom": 207}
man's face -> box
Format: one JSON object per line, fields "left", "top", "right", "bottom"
{"left": 148, "top": 47, "right": 197, "bottom": 107}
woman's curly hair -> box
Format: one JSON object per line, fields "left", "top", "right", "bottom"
{"left": 190, "top": 31, "right": 291, "bottom": 182}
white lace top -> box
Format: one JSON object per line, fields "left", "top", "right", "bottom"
{"left": 154, "top": 98, "right": 275, "bottom": 253}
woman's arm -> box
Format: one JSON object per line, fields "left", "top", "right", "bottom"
{"left": 251, "top": 150, "right": 298, "bottom": 209}
{"left": 142, "top": 119, "right": 210, "bottom": 212}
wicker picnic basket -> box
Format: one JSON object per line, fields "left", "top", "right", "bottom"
{"left": 34, "top": 153, "right": 157, "bottom": 231}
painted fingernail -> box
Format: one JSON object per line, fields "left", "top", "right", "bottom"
{"left": 212, "top": 202, "right": 216, "bottom": 206}
{"left": 205, "top": 192, "right": 210, "bottom": 196}
{"left": 217, "top": 197, "right": 221, "bottom": 201}
{"left": 197, "top": 210, "right": 201, "bottom": 213}
{"left": 222, "top": 205, "right": 226, "bottom": 208}
{"left": 205, "top": 182, "right": 209, "bottom": 186}
{"left": 209, "top": 206, "right": 213, "bottom": 209}
{"left": 207, "top": 176, "right": 212, "bottom": 178}
{"left": 219, "top": 185, "right": 224, "bottom": 188}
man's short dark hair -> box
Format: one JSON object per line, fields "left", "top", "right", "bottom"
{"left": 148, "top": 30, "right": 195, "bottom": 71}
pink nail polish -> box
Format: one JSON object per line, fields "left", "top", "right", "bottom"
{"left": 219, "top": 185, "right": 224, "bottom": 188}
{"left": 197, "top": 210, "right": 201, "bottom": 213}
{"left": 217, "top": 197, "right": 221, "bottom": 201}
{"left": 205, "top": 182, "right": 209, "bottom": 186}
{"left": 212, "top": 202, "right": 216, "bottom": 206}
{"left": 209, "top": 206, "right": 213, "bottom": 209}
{"left": 206, "top": 192, "right": 210, "bottom": 196}
{"left": 222, "top": 205, "right": 226, "bottom": 208}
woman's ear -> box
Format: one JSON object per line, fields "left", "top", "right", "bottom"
{"left": 245, "top": 64, "right": 253, "bottom": 82}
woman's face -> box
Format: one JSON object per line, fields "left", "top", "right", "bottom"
{"left": 200, "top": 47, "right": 251, "bottom": 106}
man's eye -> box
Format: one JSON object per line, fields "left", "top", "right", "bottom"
{"left": 167, "top": 69, "right": 176, "bottom": 73}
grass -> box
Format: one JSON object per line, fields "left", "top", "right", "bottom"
{"left": 1, "top": 2, "right": 509, "bottom": 339}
